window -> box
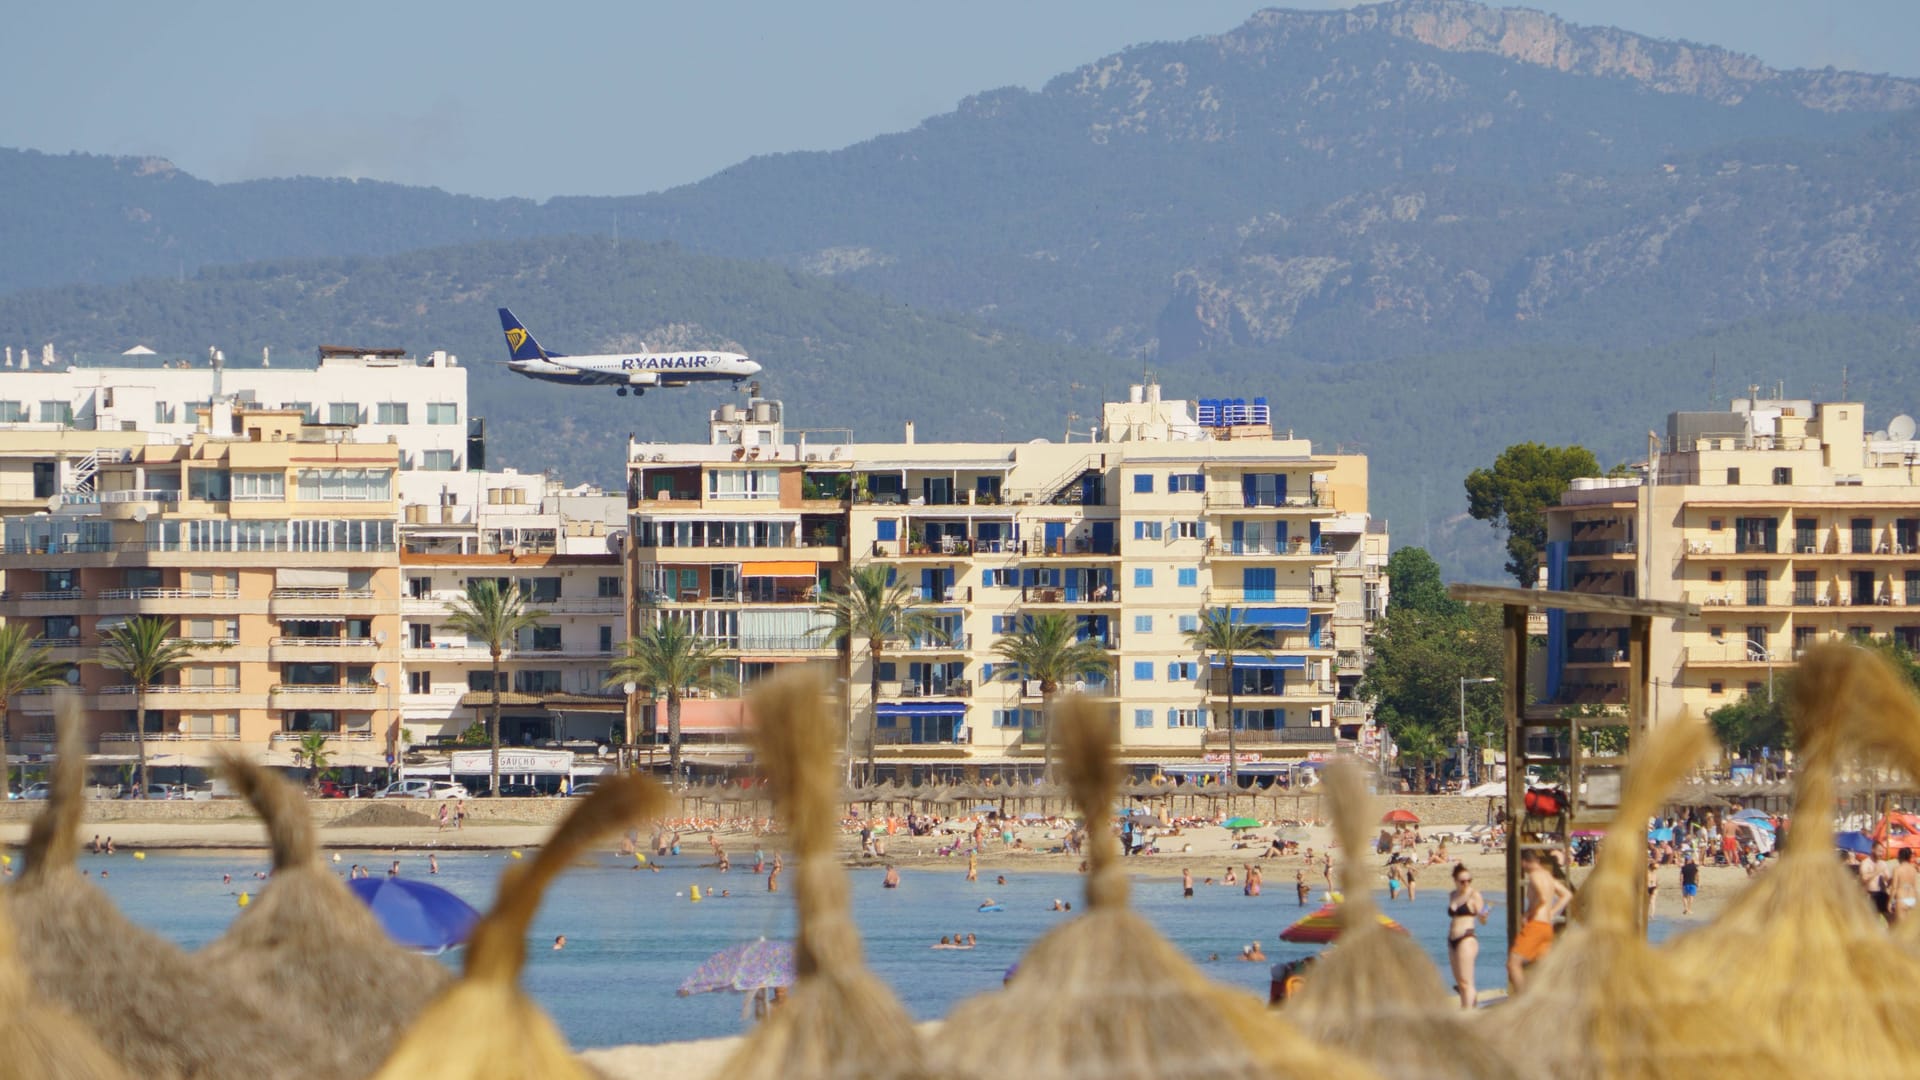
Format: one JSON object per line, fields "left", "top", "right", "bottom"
{"left": 521, "top": 626, "right": 563, "bottom": 652}
{"left": 708, "top": 468, "right": 779, "bottom": 500}
{"left": 407, "top": 671, "right": 432, "bottom": 694}
{"left": 1177, "top": 568, "right": 1198, "bottom": 587}
{"left": 187, "top": 468, "right": 231, "bottom": 501}
{"left": 296, "top": 468, "right": 393, "bottom": 501}
{"left": 598, "top": 576, "right": 621, "bottom": 598}
{"left": 421, "top": 449, "right": 456, "bottom": 471}
{"left": 327, "top": 402, "right": 361, "bottom": 425}
{"left": 876, "top": 662, "right": 896, "bottom": 682}
{"left": 1133, "top": 521, "right": 1163, "bottom": 541}
{"left": 153, "top": 402, "right": 176, "bottom": 424}
{"left": 42, "top": 616, "right": 77, "bottom": 640}
{"left": 1708, "top": 625, "right": 1724, "bottom": 640}
{"left": 599, "top": 625, "right": 615, "bottom": 653}
{"left": 1708, "top": 569, "right": 1724, "bottom": 583}
{"left": 468, "top": 670, "right": 507, "bottom": 692}
{"left": 1168, "top": 474, "right": 1205, "bottom": 493}
{"left": 1134, "top": 708, "right": 1154, "bottom": 729}
{"left": 1175, "top": 520, "right": 1203, "bottom": 540}
{"left": 979, "top": 663, "right": 994, "bottom": 683}
{"left": 426, "top": 402, "right": 459, "bottom": 425}
{"left": 1710, "top": 682, "right": 1724, "bottom": 695}
{"left": 0, "top": 400, "right": 26, "bottom": 422}
{"left": 991, "top": 615, "right": 1017, "bottom": 634}
{"left": 1133, "top": 474, "right": 1154, "bottom": 494}
{"left": 231, "top": 471, "right": 285, "bottom": 501}
{"left": 38, "top": 401, "right": 73, "bottom": 426}
{"left": 1177, "top": 614, "right": 1198, "bottom": 633}
{"left": 1133, "top": 615, "right": 1153, "bottom": 634}
{"left": 514, "top": 669, "right": 563, "bottom": 693}
{"left": 516, "top": 577, "right": 562, "bottom": 603}
{"left": 284, "top": 401, "right": 317, "bottom": 424}
{"left": 993, "top": 709, "right": 1029, "bottom": 729}
{"left": 1167, "top": 661, "right": 1198, "bottom": 681}
{"left": 1773, "top": 467, "right": 1793, "bottom": 486}
{"left": 1133, "top": 661, "right": 1154, "bottom": 682}
{"left": 876, "top": 519, "right": 898, "bottom": 542}
{"left": 1168, "top": 708, "right": 1201, "bottom": 728}
{"left": 186, "top": 618, "right": 238, "bottom": 641}
{"left": 1726, "top": 468, "right": 1740, "bottom": 485}
{"left": 376, "top": 402, "right": 409, "bottom": 425}
{"left": 1133, "top": 568, "right": 1154, "bottom": 588}
{"left": 1709, "top": 518, "right": 1723, "bottom": 531}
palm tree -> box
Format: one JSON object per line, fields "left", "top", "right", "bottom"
{"left": 0, "top": 625, "right": 67, "bottom": 799}
{"left": 444, "top": 580, "right": 547, "bottom": 797}
{"left": 292, "top": 731, "right": 332, "bottom": 793}
{"left": 607, "top": 617, "right": 734, "bottom": 787}
{"left": 1186, "top": 607, "right": 1276, "bottom": 791}
{"left": 989, "top": 611, "right": 1114, "bottom": 779}
{"left": 817, "top": 563, "right": 944, "bottom": 783}
{"left": 92, "top": 617, "right": 214, "bottom": 798}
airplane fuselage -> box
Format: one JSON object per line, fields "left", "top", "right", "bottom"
{"left": 508, "top": 351, "right": 759, "bottom": 387}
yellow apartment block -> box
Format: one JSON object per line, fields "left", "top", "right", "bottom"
{"left": 626, "top": 385, "right": 1387, "bottom": 779}
{"left": 0, "top": 406, "right": 403, "bottom": 768}
{"left": 1547, "top": 397, "right": 1920, "bottom": 723}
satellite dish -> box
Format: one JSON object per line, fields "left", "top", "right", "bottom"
{"left": 132, "top": 506, "right": 149, "bottom": 522}
{"left": 374, "top": 630, "right": 388, "bottom": 645}
{"left": 65, "top": 668, "right": 81, "bottom": 685}
{"left": 372, "top": 669, "right": 389, "bottom": 687}
{"left": 1891, "top": 414, "right": 1917, "bottom": 442}
{"left": 45, "top": 495, "right": 60, "bottom": 513}
{"left": 623, "top": 681, "right": 638, "bottom": 696}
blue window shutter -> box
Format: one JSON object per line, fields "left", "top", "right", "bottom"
{"left": 1196, "top": 521, "right": 1207, "bottom": 539}
{"left": 1133, "top": 661, "right": 1153, "bottom": 681}
{"left": 1166, "top": 662, "right": 1178, "bottom": 680}
{"left": 1134, "top": 474, "right": 1153, "bottom": 493}
{"left": 877, "top": 519, "right": 898, "bottom": 542}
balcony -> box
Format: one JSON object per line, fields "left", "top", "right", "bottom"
{"left": 93, "top": 587, "right": 250, "bottom": 616}
{"left": 268, "top": 730, "right": 375, "bottom": 744}
{"left": 1206, "top": 680, "right": 1337, "bottom": 700}
{"left": 1565, "top": 648, "right": 1628, "bottom": 666}
{"left": 1567, "top": 539, "right": 1637, "bottom": 557}
{"left": 1204, "top": 726, "right": 1338, "bottom": 746}
{"left": 1690, "top": 589, "right": 1786, "bottom": 609}
{"left": 403, "top": 643, "right": 494, "bottom": 662}
{"left": 1204, "top": 490, "right": 1332, "bottom": 512}
{"left": 98, "top": 684, "right": 262, "bottom": 710}
{"left": 270, "top": 637, "right": 383, "bottom": 661}
{"left": 880, "top": 680, "right": 973, "bottom": 700}
{"left": 99, "top": 731, "right": 241, "bottom": 744}
{"left": 873, "top": 727, "right": 968, "bottom": 747}
{"left": 1681, "top": 646, "right": 1777, "bottom": 666}
{"left": 901, "top": 633, "right": 973, "bottom": 652}
{"left": 269, "top": 588, "right": 381, "bottom": 617}
{"left": 0, "top": 589, "right": 86, "bottom": 616}
{"left": 1204, "top": 587, "right": 1335, "bottom": 607}
{"left": 1020, "top": 586, "right": 1120, "bottom": 606}
{"left": 1207, "top": 538, "right": 1328, "bottom": 559}
{"left": 269, "top": 683, "right": 382, "bottom": 708}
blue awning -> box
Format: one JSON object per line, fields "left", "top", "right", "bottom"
{"left": 1227, "top": 606, "right": 1310, "bottom": 629}
{"left": 876, "top": 702, "right": 968, "bottom": 718}
{"left": 1207, "top": 655, "right": 1308, "bottom": 670}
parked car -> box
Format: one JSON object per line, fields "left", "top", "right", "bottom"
{"left": 18, "top": 782, "right": 51, "bottom": 801}
{"left": 491, "top": 783, "right": 542, "bottom": 798}
{"left": 374, "top": 779, "right": 469, "bottom": 800}
{"left": 119, "top": 784, "right": 183, "bottom": 800}
{"left": 566, "top": 781, "right": 599, "bottom": 798}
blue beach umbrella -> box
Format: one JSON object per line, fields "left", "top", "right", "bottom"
{"left": 346, "top": 877, "right": 482, "bottom": 954}
{"left": 1836, "top": 831, "right": 1877, "bottom": 855}
{"left": 679, "top": 938, "right": 796, "bottom": 996}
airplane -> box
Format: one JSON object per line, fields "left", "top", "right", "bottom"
{"left": 496, "top": 308, "right": 761, "bottom": 396}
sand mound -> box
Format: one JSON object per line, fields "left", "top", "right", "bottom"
{"left": 326, "top": 804, "right": 436, "bottom": 829}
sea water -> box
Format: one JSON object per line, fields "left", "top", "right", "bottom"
{"left": 39, "top": 849, "right": 1679, "bottom": 1048}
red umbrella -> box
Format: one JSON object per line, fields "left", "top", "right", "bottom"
{"left": 1380, "top": 808, "right": 1420, "bottom": 826}
{"left": 1279, "top": 902, "right": 1408, "bottom": 945}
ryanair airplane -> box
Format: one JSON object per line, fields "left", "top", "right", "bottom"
{"left": 497, "top": 308, "right": 761, "bottom": 396}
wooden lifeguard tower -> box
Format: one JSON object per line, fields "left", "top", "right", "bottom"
{"left": 1446, "top": 584, "right": 1699, "bottom": 941}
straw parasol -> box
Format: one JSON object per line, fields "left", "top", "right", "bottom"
{"left": 198, "top": 755, "right": 452, "bottom": 1079}
{"left": 717, "top": 666, "right": 929, "bottom": 1080}
{"left": 929, "top": 695, "right": 1378, "bottom": 1080}
{"left": 1285, "top": 760, "right": 1517, "bottom": 1080}
{"left": 368, "top": 775, "right": 667, "bottom": 1080}
{"left": 6, "top": 697, "right": 280, "bottom": 1079}
{"left": 1663, "top": 642, "right": 1920, "bottom": 1075}
{"left": 1478, "top": 719, "right": 1778, "bottom": 1079}
{"left": 0, "top": 863, "right": 128, "bottom": 1079}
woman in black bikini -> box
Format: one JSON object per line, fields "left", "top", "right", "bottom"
{"left": 1445, "top": 862, "right": 1488, "bottom": 1009}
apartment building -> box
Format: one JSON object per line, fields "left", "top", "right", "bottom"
{"left": 1547, "top": 396, "right": 1920, "bottom": 720}
{"left": 0, "top": 406, "right": 404, "bottom": 767}
{"left": 626, "top": 385, "right": 1386, "bottom": 777}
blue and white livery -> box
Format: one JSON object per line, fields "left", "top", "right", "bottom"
{"left": 497, "top": 308, "right": 761, "bottom": 397}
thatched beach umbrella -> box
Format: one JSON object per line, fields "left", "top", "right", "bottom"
{"left": 717, "top": 667, "right": 928, "bottom": 1080}
{"left": 1665, "top": 643, "right": 1920, "bottom": 1074}
{"left": 929, "top": 696, "right": 1377, "bottom": 1080}
{"left": 0, "top": 867, "right": 128, "bottom": 1079}
{"left": 6, "top": 699, "right": 279, "bottom": 1079}
{"left": 199, "top": 756, "right": 451, "bottom": 1079}
{"left": 369, "top": 775, "right": 667, "bottom": 1080}
{"left": 1477, "top": 720, "right": 1777, "bottom": 1079}
{"left": 1285, "top": 760, "right": 1517, "bottom": 1080}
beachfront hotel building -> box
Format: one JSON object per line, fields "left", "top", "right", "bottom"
{"left": 1546, "top": 395, "right": 1920, "bottom": 721}
{"left": 0, "top": 404, "right": 406, "bottom": 770}
{"left": 624, "top": 384, "right": 1388, "bottom": 778}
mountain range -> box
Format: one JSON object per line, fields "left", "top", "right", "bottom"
{"left": 3, "top": 0, "right": 1918, "bottom": 579}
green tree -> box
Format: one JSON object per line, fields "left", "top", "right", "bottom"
{"left": 608, "top": 617, "right": 734, "bottom": 787}
{"left": 817, "top": 563, "right": 943, "bottom": 783}
{"left": 1386, "top": 546, "right": 1459, "bottom": 617}
{"left": 1359, "top": 604, "right": 1504, "bottom": 789}
{"left": 444, "top": 581, "right": 547, "bottom": 797}
{"left": 1708, "top": 683, "right": 1790, "bottom": 759}
{"left": 1184, "top": 607, "right": 1275, "bottom": 790}
{"left": 1465, "top": 443, "right": 1604, "bottom": 586}
{"left": 0, "top": 625, "right": 67, "bottom": 799}
{"left": 92, "top": 617, "right": 225, "bottom": 798}
{"left": 291, "top": 731, "right": 332, "bottom": 793}
{"left": 989, "top": 612, "right": 1113, "bottom": 779}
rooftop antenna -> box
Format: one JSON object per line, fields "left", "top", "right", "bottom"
{"left": 1065, "top": 411, "right": 1080, "bottom": 442}
{"left": 210, "top": 346, "right": 224, "bottom": 401}
{"left": 1842, "top": 364, "right": 1850, "bottom": 401}
{"left": 262, "top": 346, "right": 270, "bottom": 368}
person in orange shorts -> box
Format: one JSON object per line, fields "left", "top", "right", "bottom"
{"left": 1506, "top": 848, "right": 1572, "bottom": 994}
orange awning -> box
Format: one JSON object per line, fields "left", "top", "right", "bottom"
{"left": 741, "top": 561, "right": 818, "bottom": 577}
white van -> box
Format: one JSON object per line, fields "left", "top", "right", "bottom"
{"left": 374, "top": 779, "right": 470, "bottom": 800}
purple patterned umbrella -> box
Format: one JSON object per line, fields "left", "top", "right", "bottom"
{"left": 678, "top": 938, "right": 796, "bottom": 996}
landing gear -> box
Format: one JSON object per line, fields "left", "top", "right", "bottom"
{"left": 617, "top": 388, "right": 627, "bottom": 397}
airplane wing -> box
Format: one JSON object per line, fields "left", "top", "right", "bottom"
{"left": 564, "top": 365, "right": 660, "bottom": 387}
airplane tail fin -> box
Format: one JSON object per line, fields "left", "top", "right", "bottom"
{"left": 497, "top": 308, "right": 550, "bottom": 362}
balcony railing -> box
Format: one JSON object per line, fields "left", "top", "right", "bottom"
{"left": 873, "top": 728, "right": 967, "bottom": 746}
{"left": 270, "top": 588, "right": 376, "bottom": 599}
{"left": 99, "top": 685, "right": 242, "bottom": 696}
{"left": 1568, "top": 539, "right": 1637, "bottom": 557}
{"left": 903, "top": 633, "right": 973, "bottom": 651}
{"left": 1205, "top": 726, "right": 1339, "bottom": 744}
{"left": 1204, "top": 490, "right": 1331, "bottom": 511}
{"left": 271, "top": 637, "right": 380, "bottom": 648}
{"left": 1020, "top": 586, "right": 1120, "bottom": 605}
{"left": 0, "top": 589, "right": 85, "bottom": 601}
{"left": 881, "top": 680, "right": 974, "bottom": 699}
{"left": 1208, "top": 539, "right": 1326, "bottom": 557}
{"left": 270, "top": 684, "right": 380, "bottom": 695}
{"left": 96, "top": 588, "right": 241, "bottom": 600}
{"left": 100, "top": 731, "right": 241, "bottom": 742}
{"left": 269, "top": 730, "right": 375, "bottom": 742}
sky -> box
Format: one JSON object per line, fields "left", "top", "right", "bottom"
{"left": 7, "top": 1, "right": 1917, "bottom": 200}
